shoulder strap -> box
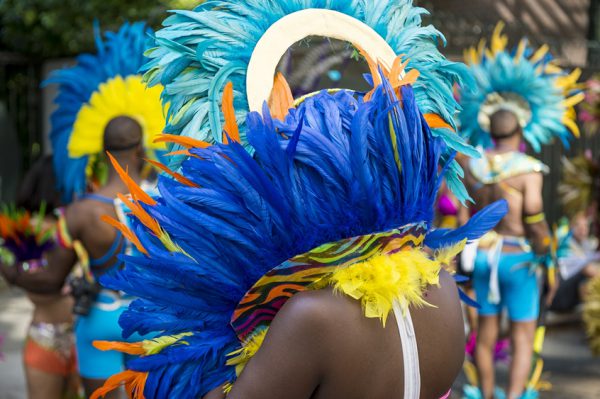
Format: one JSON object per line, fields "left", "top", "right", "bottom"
{"left": 80, "top": 193, "right": 115, "bottom": 205}
{"left": 55, "top": 207, "right": 95, "bottom": 282}
{"left": 89, "top": 230, "right": 124, "bottom": 267}
{"left": 392, "top": 301, "right": 420, "bottom": 399}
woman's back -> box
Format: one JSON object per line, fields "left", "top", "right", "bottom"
{"left": 220, "top": 270, "right": 465, "bottom": 399}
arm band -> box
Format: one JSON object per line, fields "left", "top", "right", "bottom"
{"left": 524, "top": 212, "right": 546, "bottom": 225}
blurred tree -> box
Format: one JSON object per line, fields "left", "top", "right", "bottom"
{"left": 0, "top": 0, "right": 203, "bottom": 59}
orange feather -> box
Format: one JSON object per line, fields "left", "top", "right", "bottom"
{"left": 154, "top": 134, "right": 211, "bottom": 149}
{"left": 117, "top": 194, "right": 162, "bottom": 238}
{"left": 221, "top": 82, "right": 240, "bottom": 144}
{"left": 424, "top": 113, "right": 455, "bottom": 131}
{"left": 91, "top": 370, "right": 147, "bottom": 399}
{"left": 93, "top": 340, "right": 146, "bottom": 355}
{"left": 106, "top": 152, "right": 157, "bottom": 206}
{"left": 165, "top": 149, "right": 193, "bottom": 157}
{"left": 269, "top": 72, "right": 295, "bottom": 121}
{"left": 145, "top": 159, "right": 200, "bottom": 188}
{"left": 100, "top": 215, "right": 148, "bottom": 255}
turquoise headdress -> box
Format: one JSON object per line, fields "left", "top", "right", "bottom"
{"left": 45, "top": 22, "right": 167, "bottom": 202}
{"left": 142, "top": 0, "right": 480, "bottom": 202}
{"left": 458, "top": 23, "right": 583, "bottom": 152}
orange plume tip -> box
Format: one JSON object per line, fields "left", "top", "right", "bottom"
{"left": 91, "top": 370, "right": 148, "bottom": 399}
{"left": 165, "top": 149, "right": 194, "bottom": 157}
{"left": 424, "top": 113, "right": 455, "bottom": 131}
{"left": 269, "top": 72, "right": 295, "bottom": 121}
{"left": 93, "top": 340, "right": 146, "bottom": 355}
{"left": 154, "top": 134, "right": 211, "bottom": 149}
{"left": 100, "top": 215, "right": 148, "bottom": 255}
{"left": 222, "top": 82, "right": 241, "bottom": 144}
{"left": 145, "top": 158, "right": 200, "bottom": 188}
{"left": 117, "top": 193, "right": 162, "bottom": 238}
{"left": 106, "top": 152, "right": 157, "bottom": 206}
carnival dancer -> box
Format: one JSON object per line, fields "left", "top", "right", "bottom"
{"left": 7, "top": 22, "right": 167, "bottom": 398}
{"left": 458, "top": 24, "right": 583, "bottom": 399}
{"left": 0, "top": 156, "right": 78, "bottom": 399}
{"left": 89, "top": 1, "right": 509, "bottom": 399}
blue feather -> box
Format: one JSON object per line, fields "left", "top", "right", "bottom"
{"left": 44, "top": 22, "right": 155, "bottom": 202}
{"left": 425, "top": 199, "right": 509, "bottom": 249}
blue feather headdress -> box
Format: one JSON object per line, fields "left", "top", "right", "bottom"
{"left": 91, "top": 75, "right": 507, "bottom": 398}
{"left": 45, "top": 22, "right": 167, "bottom": 202}
{"left": 142, "top": 0, "right": 478, "bottom": 203}
{"left": 458, "top": 23, "right": 584, "bottom": 152}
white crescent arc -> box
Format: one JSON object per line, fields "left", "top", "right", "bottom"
{"left": 246, "top": 8, "right": 398, "bottom": 112}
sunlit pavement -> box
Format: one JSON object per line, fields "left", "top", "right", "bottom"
{"left": 1, "top": 286, "right": 598, "bottom": 399}
{"left": 0, "top": 286, "right": 32, "bottom": 399}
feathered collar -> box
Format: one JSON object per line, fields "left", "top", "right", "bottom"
{"left": 226, "top": 222, "right": 465, "bottom": 377}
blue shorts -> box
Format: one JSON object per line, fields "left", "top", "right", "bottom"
{"left": 473, "top": 251, "right": 539, "bottom": 322}
{"left": 74, "top": 291, "right": 144, "bottom": 379}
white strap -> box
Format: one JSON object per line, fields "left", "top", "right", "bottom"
{"left": 487, "top": 236, "right": 504, "bottom": 305}
{"left": 393, "top": 301, "right": 421, "bottom": 399}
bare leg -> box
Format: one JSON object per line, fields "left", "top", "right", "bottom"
{"left": 25, "top": 366, "right": 66, "bottom": 399}
{"left": 475, "top": 315, "right": 499, "bottom": 399}
{"left": 466, "top": 288, "right": 479, "bottom": 332}
{"left": 83, "top": 377, "right": 122, "bottom": 399}
{"left": 507, "top": 320, "right": 536, "bottom": 399}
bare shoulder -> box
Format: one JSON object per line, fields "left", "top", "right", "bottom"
{"left": 275, "top": 288, "right": 362, "bottom": 334}
{"left": 424, "top": 268, "right": 460, "bottom": 304}
{"left": 64, "top": 198, "right": 114, "bottom": 237}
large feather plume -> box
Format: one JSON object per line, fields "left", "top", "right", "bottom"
{"left": 44, "top": 22, "right": 161, "bottom": 202}
{"left": 142, "top": 0, "right": 475, "bottom": 202}
{"left": 459, "top": 23, "right": 583, "bottom": 152}
{"left": 96, "top": 76, "right": 505, "bottom": 398}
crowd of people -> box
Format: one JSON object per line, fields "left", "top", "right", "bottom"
{"left": 0, "top": 1, "right": 599, "bottom": 399}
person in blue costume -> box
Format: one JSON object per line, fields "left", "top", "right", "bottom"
{"left": 10, "top": 22, "right": 167, "bottom": 399}
{"left": 56, "top": 117, "right": 151, "bottom": 398}
{"left": 462, "top": 110, "right": 554, "bottom": 399}
{"left": 87, "top": 2, "right": 513, "bottom": 399}
{"left": 457, "top": 23, "right": 583, "bottom": 399}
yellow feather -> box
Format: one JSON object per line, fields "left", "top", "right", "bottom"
{"left": 329, "top": 248, "right": 443, "bottom": 325}
{"left": 562, "top": 92, "right": 585, "bottom": 109}
{"left": 69, "top": 75, "right": 167, "bottom": 158}
{"left": 227, "top": 328, "right": 269, "bottom": 376}
{"left": 435, "top": 239, "right": 467, "bottom": 267}
{"left": 463, "top": 360, "right": 479, "bottom": 386}
{"left": 562, "top": 115, "right": 581, "bottom": 138}
{"left": 141, "top": 332, "right": 193, "bottom": 355}
{"left": 530, "top": 44, "right": 550, "bottom": 64}
{"left": 514, "top": 39, "right": 527, "bottom": 63}
{"left": 490, "top": 22, "right": 508, "bottom": 55}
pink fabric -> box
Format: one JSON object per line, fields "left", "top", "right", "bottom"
{"left": 440, "top": 389, "right": 451, "bottom": 399}
{"left": 438, "top": 194, "right": 458, "bottom": 216}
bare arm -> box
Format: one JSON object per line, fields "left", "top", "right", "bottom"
{"left": 522, "top": 172, "right": 558, "bottom": 303}
{"left": 0, "top": 241, "right": 77, "bottom": 295}
{"left": 0, "top": 207, "right": 80, "bottom": 294}
{"left": 522, "top": 172, "right": 550, "bottom": 255}
{"left": 207, "top": 292, "right": 326, "bottom": 399}
{"left": 225, "top": 293, "right": 324, "bottom": 399}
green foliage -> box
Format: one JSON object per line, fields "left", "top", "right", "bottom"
{"left": 0, "top": 0, "right": 203, "bottom": 59}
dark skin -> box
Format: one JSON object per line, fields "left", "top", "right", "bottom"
{"left": 1, "top": 117, "right": 146, "bottom": 399}
{"left": 204, "top": 270, "right": 465, "bottom": 399}
{"left": 461, "top": 110, "right": 556, "bottom": 399}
